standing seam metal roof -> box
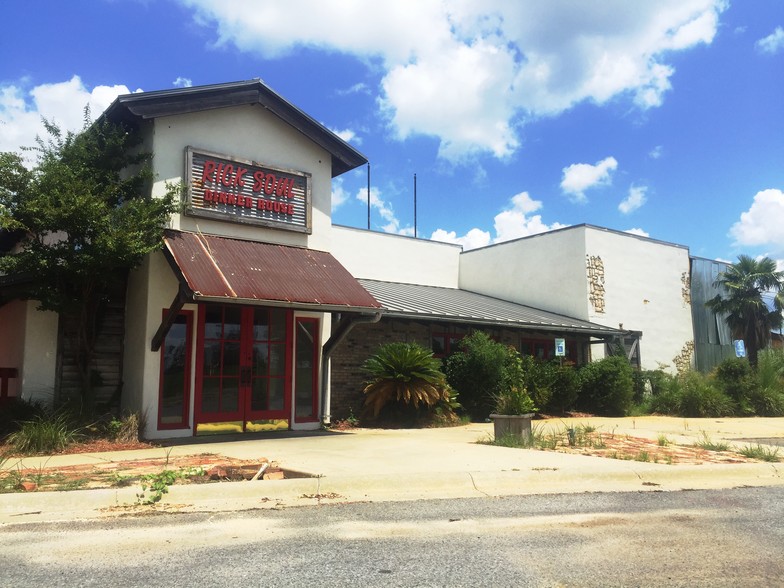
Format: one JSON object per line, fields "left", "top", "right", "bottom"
{"left": 358, "top": 279, "right": 620, "bottom": 336}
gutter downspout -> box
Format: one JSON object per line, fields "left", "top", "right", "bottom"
{"left": 320, "top": 311, "right": 383, "bottom": 425}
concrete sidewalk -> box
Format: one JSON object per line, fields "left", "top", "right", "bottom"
{"left": 2, "top": 417, "right": 783, "bottom": 524}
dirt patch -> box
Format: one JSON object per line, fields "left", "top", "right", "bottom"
{"left": 0, "top": 453, "right": 296, "bottom": 494}
{"left": 537, "top": 430, "right": 755, "bottom": 465}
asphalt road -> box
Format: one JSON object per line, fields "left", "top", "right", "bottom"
{"left": 2, "top": 487, "right": 783, "bottom": 587}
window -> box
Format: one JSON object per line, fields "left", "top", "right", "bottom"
{"left": 158, "top": 310, "right": 193, "bottom": 429}
{"left": 432, "top": 333, "right": 464, "bottom": 358}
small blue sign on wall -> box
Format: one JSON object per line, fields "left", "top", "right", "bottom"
{"left": 555, "top": 338, "right": 566, "bottom": 357}
{"left": 734, "top": 339, "right": 746, "bottom": 358}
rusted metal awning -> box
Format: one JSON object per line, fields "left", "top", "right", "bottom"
{"left": 163, "top": 229, "right": 382, "bottom": 311}
{"left": 152, "top": 230, "right": 382, "bottom": 350}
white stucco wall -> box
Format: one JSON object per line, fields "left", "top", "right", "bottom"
{"left": 0, "top": 300, "right": 58, "bottom": 403}
{"left": 459, "top": 226, "right": 590, "bottom": 319}
{"left": 124, "top": 251, "right": 198, "bottom": 439}
{"left": 21, "top": 301, "right": 58, "bottom": 403}
{"left": 331, "top": 225, "right": 462, "bottom": 287}
{"left": 148, "top": 106, "right": 336, "bottom": 251}
{"left": 584, "top": 227, "right": 694, "bottom": 371}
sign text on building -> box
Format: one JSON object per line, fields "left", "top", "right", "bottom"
{"left": 185, "top": 147, "right": 311, "bottom": 233}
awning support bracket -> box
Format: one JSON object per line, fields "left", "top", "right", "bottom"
{"left": 151, "top": 287, "right": 189, "bottom": 352}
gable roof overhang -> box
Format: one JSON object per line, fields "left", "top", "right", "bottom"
{"left": 102, "top": 79, "right": 368, "bottom": 177}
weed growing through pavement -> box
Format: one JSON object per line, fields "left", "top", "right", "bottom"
{"left": 694, "top": 432, "right": 730, "bottom": 452}
{"left": 739, "top": 444, "right": 781, "bottom": 462}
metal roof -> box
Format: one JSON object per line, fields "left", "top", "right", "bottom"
{"left": 358, "top": 279, "right": 621, "bottom": 337}
{"left": 163, "top": 230, "right": 382, "bottom": 313}
{"left": 102, "top": 79, "right": 368, "bottom": 178}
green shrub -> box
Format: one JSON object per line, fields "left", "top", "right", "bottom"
{"left": 446, "top": 332, "right": 514, "bottom": 420}
{"left": 6, "top": 410, "right": 83, "bottom": 454}
{"left": 546, "top": 364, "right": 580, "bottom": 414}
{"left": 647, "top": 375, "right": 682, "bottom": 415}
{"left": 361, "top": 342, "right": 453, "bottom": 421}
{"left": 632, "top": 369, "right": 670, "bottom": 404}
{"left": 577, "top": 356, "right": 634, "bottom": 416}
{"left": 679, "top": 372, "right": 734, "bottom": 417}
{"left": 713, "top": 358, "right": 759, "bottom": 415}
{"left": 519, "top": 356, "right": 555, "bottom": 412}
{"left": 752, "top": 349, "right": 784, "bottom": 416}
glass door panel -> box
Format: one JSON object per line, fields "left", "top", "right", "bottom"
{"left": 294, "top": 318, "right": 319, "bottom": 422}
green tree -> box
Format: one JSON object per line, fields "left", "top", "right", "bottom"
{"left": 706, "top": 255, "right": 784, "bottom": 366}
{"left": 0, "top": 116, "right": 180, "bottom": 414}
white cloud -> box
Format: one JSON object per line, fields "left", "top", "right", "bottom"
{"left": 618, "top": 185, "right": 648, "bottom": 214}
{"left": 649, "top": 145, "right": 664, "bottom": 159}
{"left": 625, "top": 227, "right": 650, "bottom": 237}
{"left": 331, "top": 177, "right": 350, "bottom": 210}
{"left": 179, "top": 0, "right": 727, "bottom": 163}
{"left": 729, "top": 188, "right": 784, "bottom": 247}
{"left": 430, "top": 190, "right": 564, "bottom": 250}
{"left": 329, "top": 126, "right": 361, "bottom": 145}
{"left": 560, "top": 156, "right": 618, "bottom": 203}
{"left": 355, "top": 185, "right": 413, "bottom": 236}
{"left": 430, "top": 228, "right": 491, "bottom": 250}
{"left": 756, "top": 26, "right": 784, "bottom": 55}
{"left": 0, "top": 75, "right": 135, "bottom": 156}
{"left": 173, "top": 77, "right": 193, "bottom": 87}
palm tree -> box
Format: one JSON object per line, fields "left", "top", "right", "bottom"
{"left": 706, "top": 255, "right": 784, "bottom": 366}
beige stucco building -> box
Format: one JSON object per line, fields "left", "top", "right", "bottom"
{"left": 0, "top": 80, "right": 720, "bottom": 439}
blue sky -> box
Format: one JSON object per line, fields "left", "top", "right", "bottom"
{"left": 1, "top": 0, "right": 782, "bottom": 263}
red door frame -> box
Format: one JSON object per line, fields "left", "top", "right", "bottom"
{"left": 194, "top": 304, "right": 292, "bottom": 429}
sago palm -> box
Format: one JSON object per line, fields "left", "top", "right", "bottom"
{"left": 362, "top": 342, "right": 451, "bottom": 418}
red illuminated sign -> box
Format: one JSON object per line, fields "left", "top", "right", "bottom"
{"left": 185, "top": 147, "right": 311, "bottom": 233}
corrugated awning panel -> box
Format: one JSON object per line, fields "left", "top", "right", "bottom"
{"left": 359, "top": 279, "right": 621, "bottom": 336}
{"left": 163, "top": 230, "right": 382, "bottom": 311}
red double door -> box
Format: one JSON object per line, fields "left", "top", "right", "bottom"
{"left": 194, "top": 305, "right": 319, "bottom": 429}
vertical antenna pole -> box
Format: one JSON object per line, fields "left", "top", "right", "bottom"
{"left": 414, "top": 173, "right": 417, "bottom": 239}
{"left": 367, "top": 163, "right": 371, "bottom": 230}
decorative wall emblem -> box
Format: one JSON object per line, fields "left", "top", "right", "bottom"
{"left": 586, "top": 254, "right": 606, "bottom": 314}
{"left": 673, "top": 340, "right": 695, "bottom": 375}
{"left": 681, "top": 272, "right": 692, "bottom": 305}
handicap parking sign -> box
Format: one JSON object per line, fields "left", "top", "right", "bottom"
{"left": 734, "top": 340, "right": 746, "bottom": 358}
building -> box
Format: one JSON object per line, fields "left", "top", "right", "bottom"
{"left": 0, "top": 80, "right": 732, "bottom": 437}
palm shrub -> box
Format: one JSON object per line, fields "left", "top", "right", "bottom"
{"left": 361, "top": 342, "right": 453, "bottom": 420}
{"left": 577, "top": 355, "right": 634, "bottom": 416}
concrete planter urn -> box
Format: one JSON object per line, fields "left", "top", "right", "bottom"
{"left": 489, "top": 413, "right": 534, "bottom": 441}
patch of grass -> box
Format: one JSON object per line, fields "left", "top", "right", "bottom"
{"left": 694, "top": 432, "right": 730, "bottom": 452}
{"left": 636, "top": 450, "right": 650, "bottom": 462}
{"left": 109, "top": 472, "right": 135, "bottom": 487}
{"left": 6, "top": 411, "right": 82, "bottom": 454}
{"left": 739, "top": 444, "right": 781, "bottom": 462}
{"left": 657, "top": 434, "right": 671, "bottom": 447}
